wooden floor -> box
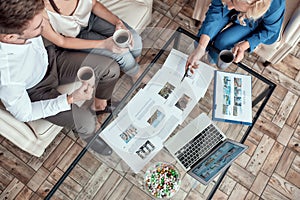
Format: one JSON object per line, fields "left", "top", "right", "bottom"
{"left": 1, "top": 0, "right": 299, "bottom": 199}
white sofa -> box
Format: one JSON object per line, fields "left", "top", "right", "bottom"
{"left": 254, "top": 0, "right": 300, "bottom": 64}
{"left": 0, "top": 0, "right": 153, "bottom": 157}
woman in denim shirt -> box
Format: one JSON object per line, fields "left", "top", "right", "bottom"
{"left": 187, "top": 0, "right": 285, "bottom": 67}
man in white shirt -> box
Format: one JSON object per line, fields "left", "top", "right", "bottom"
{"left": 0, "top": 0, "right": 120, "bottom": 155}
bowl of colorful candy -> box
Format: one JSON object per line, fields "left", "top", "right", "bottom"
{"left": 144, "top": 162, "right": 181, "bottom": 199}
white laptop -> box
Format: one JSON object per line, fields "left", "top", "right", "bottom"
{"left": 164, "top": 113, "right": 248, "bottom": 185}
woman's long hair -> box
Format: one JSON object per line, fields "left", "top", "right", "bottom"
{"left": 223, "top": 0, "right": 271, "bottom": 25}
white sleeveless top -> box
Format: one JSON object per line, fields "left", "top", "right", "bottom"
{"left": 46, "top": 0, "right": 93, "bottom": 37}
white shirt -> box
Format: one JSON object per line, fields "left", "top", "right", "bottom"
{"left": 0, "top": 36, "right": 70, "bottom": 122}
{"left": 46, "top": 0, "right": 93, "bottom": 37}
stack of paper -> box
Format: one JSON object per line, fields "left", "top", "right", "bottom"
{"left": 100, "top": 49, "right": 215, "bottom": 173}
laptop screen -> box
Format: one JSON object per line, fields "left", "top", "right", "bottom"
{"left": 188, "top": 140, "right": 247, "bottom": 185}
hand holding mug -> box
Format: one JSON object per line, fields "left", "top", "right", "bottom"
{"left": 232, "top": 41, "right": 250, "bottom": 63}
{"left": 77, "top": 66, "right": 95, "bottom": 87}
{"left": 105, "top": 37, "right": 128, "bottom": 54}
{"left": 217, "top": 50, "right": 235, "bottom": 70}
{"left": 113, "top": 29, "right": 133, "bottom": 49}
{"left": 71, "top": 82, "right": 93, "bottom": 103}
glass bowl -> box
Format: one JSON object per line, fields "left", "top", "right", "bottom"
{"left": 144, "top": 162, "right": 181, "bottom": 199}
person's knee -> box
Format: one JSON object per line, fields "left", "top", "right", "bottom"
{"left": 75, "top": 123, "right": 96, "bottom": 136}
{"left": 124, "top": 64, "right": 140, "bottom": 77}
{"left": 117, "top": 53, "right": 137, "bottom": 74}
{"left": 131, "top": 33, "right": 142, "bottom": 58}
{"left": 214, "top": 35, "right": 235, "bottom": 50}
{"left": 91, "top": 56, "right": 120, "bottom": 79}
{"left": 108, "top": 61, "right": 121, "bottom": 80}
{"left": 72, "top": 107, "right": 97, "bottom": 135}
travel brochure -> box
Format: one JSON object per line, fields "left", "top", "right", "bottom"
{"left": 213, "top": 70, "right": 252, "bottom": 125}
{"left": 100, "top": 49, "right": 215, "bottom": 173}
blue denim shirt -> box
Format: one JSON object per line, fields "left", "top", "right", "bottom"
{"left": 199, "top": 0, "right": 285, "bottom": 52}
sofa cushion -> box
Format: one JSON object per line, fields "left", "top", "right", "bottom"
{"left": 99, "top": 0, "right": 153, "bottom": 32}
{"left": 27, "top": 119, "right": 62, "bottom": 137}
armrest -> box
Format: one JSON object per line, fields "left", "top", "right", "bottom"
{"left": 98, "top": 0, "right": 153, "bottom": 33}
{"left": 282, "top": 7, "right": 300, "bottom": 44}
{"left": 0, "top": 108, "right": 38, "bottom": 141}
{"left": 135, "top": 0, "right": 153, "bottom": 6}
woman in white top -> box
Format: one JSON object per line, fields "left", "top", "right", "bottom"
{"left": 42, "top": 0, "right": 143, "bottom": 111}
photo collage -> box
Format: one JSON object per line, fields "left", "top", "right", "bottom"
{"left": 213, "top": 70, "right": 252, "bottom": 125}
{"left": 222, "top": 76, "right": 243, "bottom": 116}
{"left": 158, "top": 82, "right": 192, "bottom": 112}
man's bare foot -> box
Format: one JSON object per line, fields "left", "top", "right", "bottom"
{"left": 91, "top": 98, "right": 107, "bottom": 111}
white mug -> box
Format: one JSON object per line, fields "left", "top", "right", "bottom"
{"left": 113, "top": 29, "right": 131, "bottom": 48}
{"left": 77, "top": 66, "right": 95, "bottom": 87}
{"left": 217, "top": 50, "right": 235, "bottom": 70}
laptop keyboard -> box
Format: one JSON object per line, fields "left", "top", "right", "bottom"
{"left": 175, "top": 124, "right": 224, "bottom": 169}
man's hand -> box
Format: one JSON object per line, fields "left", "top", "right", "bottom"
{"left": 186, "top": 46, "right": 206, "bottom": 73}
{"left": 232, "top": 41, "right": 250, "bottom": 63}
{"left": 70, "top": 82, "right": 93, "bottom": 103}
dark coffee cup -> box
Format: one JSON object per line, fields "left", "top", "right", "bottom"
{"left": 217, "top": 50, "right": 234, "bottom": 70}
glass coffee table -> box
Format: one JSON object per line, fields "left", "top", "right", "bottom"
{"left": 46, "top": 27, "right": 275, "bottom": 199}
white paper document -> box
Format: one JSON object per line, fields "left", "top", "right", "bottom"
{"left": 161, "top": 49, "right": 215, "bottom": 99}
{"left": 100, "top": 49, "right": 215, "bottom": 173}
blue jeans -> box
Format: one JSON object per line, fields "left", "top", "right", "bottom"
{"left": 77, "top": 14, "right": 142, "bottom": 76}
{"left": 198, "top": 23, "right": 253, "bottom": 63}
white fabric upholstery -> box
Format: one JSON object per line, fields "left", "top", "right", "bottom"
{"left": 99, "top": 0, "right": 153, "bottom": 33}
{"left": 254, "top": 0, "right": 300, "bottom": 64}
{"left": 0, "top": 0, "right": 153, "bottom": 157}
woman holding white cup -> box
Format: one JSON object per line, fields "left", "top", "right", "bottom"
{"left": 42, "top": 0, "right": 145, "bottom": 97}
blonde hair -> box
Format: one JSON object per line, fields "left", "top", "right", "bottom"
{"left": 223, "top": 0, "right": 271, "bottom": 26}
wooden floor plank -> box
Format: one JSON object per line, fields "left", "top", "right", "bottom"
{"left": 261, "top": 142, "right": 284, "bottom": 176}
{"left": 268, "top": 173, "right": 300, "bottom": 199}
{"left": 26, "top": 166, "right": 50, "bottom": 192}
{"left": 125, "top": 186, "right": 152, "bottom": 200}
{"left": 15, "top": 186, "right": 33, "bottom": 200}
{"left": 246, "top": 134, "right": 275, "bottom": 176}
{"left": 0, "top": 178, "right": 24, "bottom": 200}
{"left": 43, "top": 136, "right": 74, "bottom": 172}
{"left": 250, "top": 171, "right": 269, "bottom": 196}
{"left": 107, "top": 178, "right": 133, "bottom": 200}
{"left": 272, "top": 92, "right": 298, "bottom": 128}
{"left": 75, "top": 164, "right": 113, "bottom": 200}
{"left": 0, "top": 145, "right": 35, "bottom": 184}
{"left": 92, "top": 171, "right": 122, "bottom": 200}
{"left": 0, "top": 1, "right": 300, "bottom": 200}
{"left": 228, "top": 183, "right": 248, "bottom": 200}
{"left": 262, "top": 185, "right": 290, "bottom": 200}
{"left": 0, "top": 166, "right": 14, "bottom": 191}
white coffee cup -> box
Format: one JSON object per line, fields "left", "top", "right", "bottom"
{"left": 217, "top": 50, "right": 235, "bottom": 70}
{"left": 77, "top": 66, "right": 95, "bottom": 87}
{"left": 113, "top": 29, "right": 131, "bottom": 48}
